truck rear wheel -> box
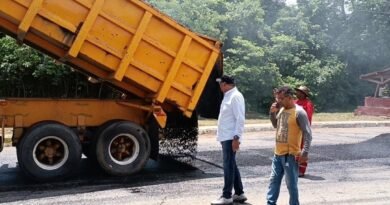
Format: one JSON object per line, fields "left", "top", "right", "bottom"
{"left": 82, "top": 120, "right": 123, "bottom": 160}
{"left": 95, "top": 121, "right": 150, "bottom": 176}
{"left": 17, "top": 122, "right": 82, "bottom": 181}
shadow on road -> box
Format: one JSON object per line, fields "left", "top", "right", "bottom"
{"left": 0, "top": 155, "right": 222, "bottom": 203}
{"left": 300, "top": 174, "right": 325, "bottom": 181}
{"left": 0, "top": 133, "right": 389, "bottom": 203}
{"left": 198, "top": 133, "right": 390, "bottom": 167}
{"left": 311, "top": 133, "right": 390, "bottom": 162}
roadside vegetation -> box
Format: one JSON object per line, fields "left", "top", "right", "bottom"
{"left": 2, "top": 112, "right": 388, "bottom": 144}
{"left": 2, "top": 0, "right": 390, "bottom": 114}
{"left": 199, "top": 112, "right": 389, "bottom": 126}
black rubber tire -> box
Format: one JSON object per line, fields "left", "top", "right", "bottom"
{"left": 83, "top": 120, "right": 123, "bottom": 160}
{"left": 95, "top": 121, "right": 150, "bottom": 176}
{"left": 17, "top": 122, "right": 82, "bottom": 181}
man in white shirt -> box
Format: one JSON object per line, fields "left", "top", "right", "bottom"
{"left": 211, "top": 75, "right": 247, "bottom": 205}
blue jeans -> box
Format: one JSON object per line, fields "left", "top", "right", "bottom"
{"left": 267, "top": 154, "right": 299, "bottom": 205}
{"left": 221, "top": 140, "right": 244, "bottom": 198}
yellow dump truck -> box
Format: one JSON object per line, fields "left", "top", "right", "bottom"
{"left": 0, "top": 0, "right": 222, "bottom": 181}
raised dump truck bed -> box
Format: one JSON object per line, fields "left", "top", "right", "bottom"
{"left": 0, "top": 0, "right": 222, "bottom": 181}
{"left": 0, "top": 0, "right": 221, "bottom": 116}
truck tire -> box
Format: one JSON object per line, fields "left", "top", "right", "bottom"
{"left": 17, "top": 122, "right": 82, "bottom": 181}
{"left": 95, "top": 121, "right": 150, "bottom": 176}
{"left": 82, "top": 120, "right": 123, "bottom": 160}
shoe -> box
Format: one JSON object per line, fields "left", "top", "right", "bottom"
{"left": 299, "top": 173, "right": 305, "bottom": 177}
{"left": 210, "top": 196, "right": 233, "bottom": 205}
{"left": 233, "top": 193, "right": 247, "bottom": 203}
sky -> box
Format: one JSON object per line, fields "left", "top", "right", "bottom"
{"left": 285, "top": 0, "right": 297, "bottom": 6}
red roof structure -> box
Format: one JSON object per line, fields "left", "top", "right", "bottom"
{"left": 356, "top": 68, "right": 390, "bottom": 116}
{"left": 360, "top": 68, "right": 390, "bottom": 97}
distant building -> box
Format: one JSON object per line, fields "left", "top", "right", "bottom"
{"left": 355, "top": 68, "right": 390, "bottom": 116}
{"left": 360, "top": 68, "right": 390, "bottom": 97}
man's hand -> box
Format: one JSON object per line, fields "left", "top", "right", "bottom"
{"left": 270, "top": 102, "right": 280, "bottom": 113}
{"left": 232, "top": 139, "right": 240, "bottom": 152}
{"left": 297, "top": 155, "right": 308, "bottom": 164}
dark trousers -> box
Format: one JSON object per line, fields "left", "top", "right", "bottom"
{"left": 221, "top": 140, "right": 244, "bottom": 198}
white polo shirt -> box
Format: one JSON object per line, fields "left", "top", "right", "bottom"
{"left": 216, "top": 87, "right": 245, "bottom": 142}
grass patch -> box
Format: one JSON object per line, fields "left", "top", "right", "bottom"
{"left": 314, "top": 112, "right": 389, "bottom": 121}
{"left": 199, "top": 112, "right": 389, "bottom": 126}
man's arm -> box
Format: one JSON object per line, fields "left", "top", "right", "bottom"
{"left": 296, "top": 109, "right": 312, "bottom": 157}
{"left": 232, "top": 95, "right": 245, "bottom": 138}
{"left": 270, "top": 113, "right": 277, "bottom": 128}
{"left": 232, "top": 94, "right": 245, "bottom": 152}
{"left": 305, "top": 100, "right": 314, "bottom": 124}
{"left": 269, "top": 102, "right": 279, "bottom": 128}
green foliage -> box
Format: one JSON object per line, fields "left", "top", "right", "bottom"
{"left": 223, "top": 36, "right": 281, "bottom": 113}
{"left": 146, "top": 0, "right": 228, "bottom": 40}
{"left": 233, "top": 64, "right": 282, "bottom": 113}
{"left": 0, "top": 37, "right": 116, "bottom": 98}
{"left": 267, "top": 35, "right": 308, "bottom": 76}
{"left": 295, "top": 56, "right": 348, "bottom": 110}
{"left": 0, "top": 36, "right": 73, "bottom": 97}
{"left": 1, "top": 0, "right": 388, "bottom": 113}
{"left": 226, "top": 36, "right": 265, "bottom": 66}
{"left": 223, "top": 0, "right": 265, "bottom": 41}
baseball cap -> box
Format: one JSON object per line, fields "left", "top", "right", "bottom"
{"left": 216, "top": 75, "right": 235, "bottom": 84}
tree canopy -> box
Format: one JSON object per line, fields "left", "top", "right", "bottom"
{"left": 1, "top": 0, "right": 390, "bottom": 113}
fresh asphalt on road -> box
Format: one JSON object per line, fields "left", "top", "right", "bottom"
{"left": 0, "top": 123, "right": 389, "bottom": 205}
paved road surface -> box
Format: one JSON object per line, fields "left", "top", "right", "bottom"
{"left": 0, "top": 127, "right": 389, "bottom": 205}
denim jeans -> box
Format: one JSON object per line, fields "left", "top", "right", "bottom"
{"left": 221, "top": 140, "right": 244, "bottom": 198}
{"left": 266, "top": 154, "right": 299, "bottom": 205}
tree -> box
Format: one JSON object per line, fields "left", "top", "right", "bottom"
{"left": 0, "top": 37, "right": 117, "bottom": 98}
{"left": 146, "top": 0, "right": 227, "bottom": 40}
{"left": 2, "top": 0, "right": 389, "bottom": 113}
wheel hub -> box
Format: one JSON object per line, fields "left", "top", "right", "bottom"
{"left": 108, "top": 133, "right": 140, "bottom": 165}
{"left": 33, "top": 136, "right": 68, "bottom": 170}
{"left": 110, "top": 136, "right": 134, "bottom": 161}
